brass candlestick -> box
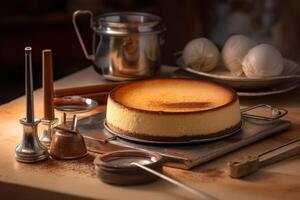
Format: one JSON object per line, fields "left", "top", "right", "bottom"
{"left": 40, "top": 49, "right": 58, "bottom": 145}
{"left": 15, "top": 47, "right": 49, "bottom": 163}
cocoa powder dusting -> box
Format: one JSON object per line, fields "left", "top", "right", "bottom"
{"left": 199, "top": 168, "right": 226, "bottom": 179}
{"left": 18, "top": 153, "right": 96, "bottom": 178}
{"left": 165, "top": 167, "right": 227, "bottom": 184}
{"left": 186, "top": 168, "right": 226, "bottom": 183}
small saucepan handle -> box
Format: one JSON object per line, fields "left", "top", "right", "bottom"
{"left": 72, "top": 10, "right": 95, "bottom": 61}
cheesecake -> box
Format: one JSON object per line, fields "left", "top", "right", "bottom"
{"left": 105, "top": 79, "right": 241, "bottom": 142}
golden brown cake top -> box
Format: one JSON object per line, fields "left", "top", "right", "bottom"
{"left": 110, "top": 79, "right": 237, "bottom": 113}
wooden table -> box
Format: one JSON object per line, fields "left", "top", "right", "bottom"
{"left": 1, "top": 66, "right": 300, "bottom": 200}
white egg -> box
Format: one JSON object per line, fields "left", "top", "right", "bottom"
{"left": 222, "top": 35, "right": 257, "bottom": 76}
{"left": 183, "top": 38, "right": 219, "bottom": 72}
{"left": 242, "top": 44, "right": 284, "bottom": 78}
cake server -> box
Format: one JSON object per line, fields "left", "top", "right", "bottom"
{"left": 228, "top": 137, "right": 300, "bottom": 178}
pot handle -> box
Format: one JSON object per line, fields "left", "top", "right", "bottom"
{"left": 159, "top": 26, "right": 166, "bottom": 46}
{"left": 72, "top": 10, "right": 95, "bottom": 61}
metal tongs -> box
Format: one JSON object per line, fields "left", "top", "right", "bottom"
{"left": 228, "top": 137, "right": 300, "bottom": 178}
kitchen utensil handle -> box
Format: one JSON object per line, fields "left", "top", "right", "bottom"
{"left": 159, "top": 28, "right": 166, "bottom": 46}
{"left": 71, "top": 115, "right": 78, "bottom": 131}
{"left": 42, "top": 49, "right": 55, "bottom": 120}
{"left": 54, "top": 82, "right": 127, "bottom": 97}
{"left": 240, "top": 104, "right": 288, "bottom": 121}
{"left": 25, "top": 47, "right": 35, "bottom": 123}
{"left": 259, "top": 138, "right": 300, "bottom": 168}
{"left": 72, "top": 10, "right": 95, "bottom": 61}
{"left": 132, "top": 162, "right": 217, "bottom": 200}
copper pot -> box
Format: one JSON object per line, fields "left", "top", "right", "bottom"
{"left": 50, "top": 116, "right": 87, "bottom": 160}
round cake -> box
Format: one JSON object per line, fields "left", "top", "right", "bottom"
{"left": 106, "top": 79, "right": 241, "bottom": 142}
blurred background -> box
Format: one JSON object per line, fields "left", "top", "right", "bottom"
{"left": 1, "top": 0, "right": 300, "bottom": 103}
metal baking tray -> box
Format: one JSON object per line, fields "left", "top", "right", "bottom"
{"left": 78, "top": 106, "right": 291, "bottom": 169}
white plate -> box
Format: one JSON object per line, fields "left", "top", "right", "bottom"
{"left": 237, "top": 80, "right": 300, "bottom": 97}
{"left": 177, "top": 56, "right": 300, "bottom": 89}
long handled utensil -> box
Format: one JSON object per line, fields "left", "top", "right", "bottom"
{"left": 132, "top": 162, "right": 217, "bottom": 200}
{"left": 228, "top": 137, "right": 300, "bottom": 178}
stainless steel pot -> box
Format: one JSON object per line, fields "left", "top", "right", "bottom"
{"left": 72, "top": 10, "right": 165, "bottom": 81}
